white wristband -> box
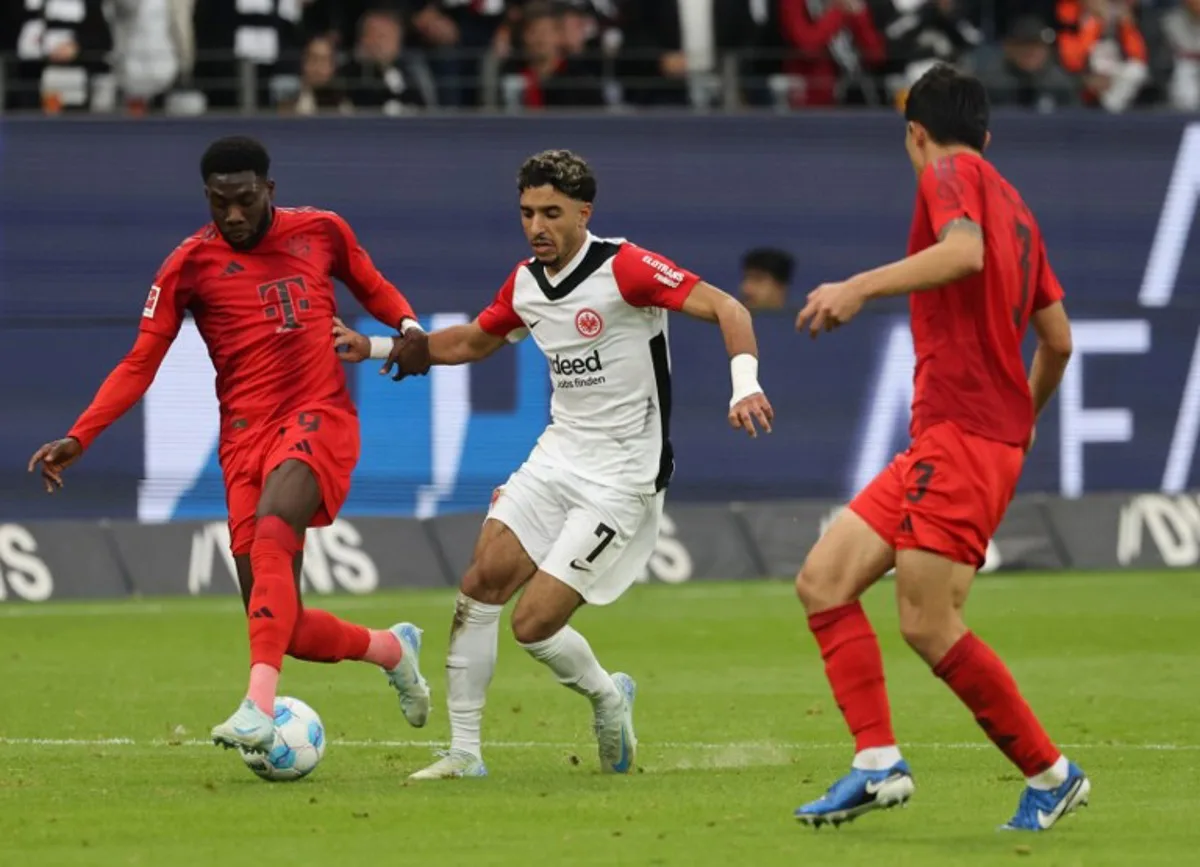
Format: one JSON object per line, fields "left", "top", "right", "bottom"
{"left": 369, "top": 320, "right": 423, "bottom": 360}
{"left": 368, "top": 336, "right": 395, "bottom": 360}
{"left": 729, "top": 353, "right": 762, "bottom": 407}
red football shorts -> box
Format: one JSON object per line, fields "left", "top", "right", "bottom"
{"left": 848, "top": 421, "right": 1024, "bottom": 569}
{"left": 219, "top": 405, "right": 360, "bottom": 555}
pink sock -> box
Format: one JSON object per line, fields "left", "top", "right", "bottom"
{"left": 247, "top": 663, "right": 280, "bottom": 715}
{"left": 365, "top": 629, "right": 402, "bottom": 669}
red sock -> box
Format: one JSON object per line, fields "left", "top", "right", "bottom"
{"left": 288, "top": 609, "right": 371, "bottom": 663}
{"left": 247, "top": 516, "right": 302, "bottom": 671}
{"left": 934, "top": 631, "right": 1060, "bottom": 776}
{"left": 808, "top": 601, "right": 896, "bottom": 751}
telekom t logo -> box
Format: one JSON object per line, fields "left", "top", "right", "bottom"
{"left": 258, "top": 276, "right": 310, "bottom": 331}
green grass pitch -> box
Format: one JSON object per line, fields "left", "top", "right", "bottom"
{"left": 2, "top": 572, "right": 1197, "bottom": 866}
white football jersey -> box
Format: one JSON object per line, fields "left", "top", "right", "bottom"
{"left": 478, "top": 233, "right": 701, "bottom": 494}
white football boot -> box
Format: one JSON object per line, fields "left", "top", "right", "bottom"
{"left": 211, "top": 698, "right": 275, "bottom": 754}
{"left": 408, "top": 748, "right": 489, "bottom": 781}
{"left": 383, "top": 622, "right": 431, "bottom": 728}
{"left": 595, "top": 672, "right": 637, "bottom": 773}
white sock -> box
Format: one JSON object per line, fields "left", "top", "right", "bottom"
{"left": 446, "top": 593, "right": 503, "bottom": 760}
{"left": 1027, "top": 754, "right": 1069, "bottom": 790}
{"left": 851, "top": 746, "right": 904, "bottom": 771}
{"left": 521, "top": 626, "right": 621, "bottom": 711}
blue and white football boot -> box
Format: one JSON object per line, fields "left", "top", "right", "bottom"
{"left": 383, "top": 622, "right": 431, "bottom": 728}
{"left": 1001, "top": 762, "right": 1090, "bottom": 831}
{"left": 795, "top": 760, "right": 915, "bottom": 828}
{"left": 211, "top": 698, "right": 275, "bottom": 754}
{"left": 595, "top": 672, "right": 637, "bottom": 774}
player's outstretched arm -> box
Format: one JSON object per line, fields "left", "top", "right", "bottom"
{"left": 796, "top": 221, "right": 984, "bottom": 338}
{"left": 852, "top": 220, "right": 985, "bottom": 299}
{"left": 333, "top": 317, "right": 506, "bottom": 380}
{"left": 679, "top": 281, "right": 774, "bottom": 438}
{"left": 423, "top": 321, "right": 508, "bottom": 365}
{"left": 28, "top": 331, "right": 172, "bottom": 493}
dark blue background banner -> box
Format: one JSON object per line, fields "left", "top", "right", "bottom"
{"left": 2, "top": 113, "right": 1198, "bottom": 521}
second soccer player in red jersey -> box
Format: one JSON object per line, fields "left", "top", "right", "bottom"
{"left": 790, "top": 66, "right": 1087, "bottom": 831}
{"left": 28, "top": 136, "right": 433, "bottom": 757}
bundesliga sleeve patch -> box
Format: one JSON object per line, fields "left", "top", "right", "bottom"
{"left": 142, "top": 285, "right": 162, "bottom": 319}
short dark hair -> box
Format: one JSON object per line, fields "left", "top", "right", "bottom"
{"left": 904, "top": 64, "right": 989, "bottom": 152}
{"left": 741, "top": 248, "right": 794, "bottom": 285}
{"left": 517, "top": 150, "right": 597, "bottom": 203}
{"left": 200, "top": 136, "right": 271, "bottom": 181}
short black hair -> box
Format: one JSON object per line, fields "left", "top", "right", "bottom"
{"left": 517, "top": 150, "right": 596, "bottom": 203}
{"left": 741, "top": 248, "right": 794, "bottom": 285}
{"left": 904, "top": 64, "right": 989, "bottom": 152}
{"left": 200, "top": 136, "right": 271, "bottom": 181}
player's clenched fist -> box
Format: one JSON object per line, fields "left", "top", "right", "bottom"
{"left": 795, "top": 279, "right": 867, "bottom": 338}
{"left": 383, "top": 330, "right": 431, "bottom": 381}
{"left": 28, "top": 437, "right": 82, "bottom": 494}
{"left": 729, "top": 392, "right": 774, "bottom": 438}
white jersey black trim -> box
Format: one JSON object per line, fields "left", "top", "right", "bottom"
{"left": 649, "top": 332, "right": 674, "bottom": 491}
{"left": 526, "top": 241, "right": 622, "bottom": 301}
{"left": 508, "top": 234, "right": 678, "bottom": 495}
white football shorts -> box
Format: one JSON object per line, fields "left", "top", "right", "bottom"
{"left": 486, "top": 454, "right": 663, "bottom": 605}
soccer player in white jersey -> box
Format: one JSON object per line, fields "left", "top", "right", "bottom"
{"left": 332, "top": 150, "right": 773, "bottom": 780}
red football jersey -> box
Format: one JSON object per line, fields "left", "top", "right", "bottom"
{"left": 140, "top": 207, "right": 415, "bottom": 432}
{"left": 906, "top": 153, "right": 1064, "bottom": 447}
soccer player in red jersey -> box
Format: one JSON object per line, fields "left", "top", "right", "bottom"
{"left": 790, "top": 66, "right": 1087, "bottom": 831}
{"left": 27, "top": 136, "right": 433, "bottom": 756}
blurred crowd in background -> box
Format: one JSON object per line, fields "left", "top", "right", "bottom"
{"left": 2, "top": 1, "right": 1195, "bottom": 114}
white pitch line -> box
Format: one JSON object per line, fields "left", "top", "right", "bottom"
{"left": 0, "top": 597, "right": 402, "bottom": 618}
{"left": 0, "top": 603, "right": 172, "bottom": 618}
{"left": 0, "top": 585, "right": 800, "bottom": 618}
{"left": 1, "top": 737, "right": 1196, "bottom": 751}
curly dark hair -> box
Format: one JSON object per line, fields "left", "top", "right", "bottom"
{"left": 200, "top": 136, "right": 271, "bottom": 180}
{"left": 516, "top": 150, "right": 597, "bottom": 203}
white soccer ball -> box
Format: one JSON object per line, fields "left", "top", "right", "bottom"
{"left": 240, "top": 696, "right": 327, "bottom": 782}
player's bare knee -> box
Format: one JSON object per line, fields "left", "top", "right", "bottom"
{"left": 897, "top": 605, "right": 935, "bottom": 656}
{"left": 795, "top": 560, "right": 851, "bottom": 613}
{"left": 460, "top": 561, "right": 512, "bottom": 606}
{"left": 796, "top": 510, "right": 892, "bottom": 613}
{"left": 510, "top": 605, "right": 560, "bottom": 645}
{"left": 897, "top": 600, "right": 962, "bottom": 664}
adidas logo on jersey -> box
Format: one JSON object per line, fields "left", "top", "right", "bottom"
{"left": 551, "top": 349, "right": 604, "bottom": 377}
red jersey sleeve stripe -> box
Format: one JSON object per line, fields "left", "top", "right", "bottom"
{"left": 477, "top": 265, "right": 525, "bottom": 336}
{"left": 612, "top": 243, "right": 700, "bottom": 310}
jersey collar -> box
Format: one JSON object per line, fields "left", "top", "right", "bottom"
{"left": 526, "top": 233, "right": 621, "bottom": 302}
